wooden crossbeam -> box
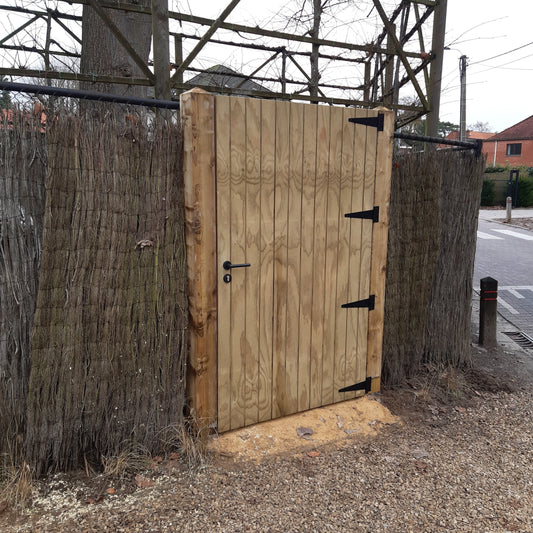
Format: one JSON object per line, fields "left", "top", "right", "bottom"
{"left": 372, "top": 0, "right": 429, "bottom": 110}
{"left": 172, "top": 0, "right": 241, "bottom": 82}
{"left": 0, "top": 15, "right": 41, "bottom": 46}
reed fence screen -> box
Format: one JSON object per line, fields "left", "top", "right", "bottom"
{"left": 0, "top": 111, "right": 46, "bottom": 464}
{"left": 1, "top": 105, "right": 188, "bottom": 475}
{"left": 383, "top": 149, "right": 485, "bottom": 385}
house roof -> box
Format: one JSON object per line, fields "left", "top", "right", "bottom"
{"left": 445, "top": 130, "right": 494, "bottom": 141}
{"left": 487, "top": 115, "right": 533, "bottom": 141}
{"left": 187, "top": 65, "right": 271, "bottom": 94}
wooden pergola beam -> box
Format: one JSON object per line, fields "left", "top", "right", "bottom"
{"left": 172, "top": 0, "right": 241, "bottom": 82}
{"left": 372, "top": 0, "right": 429, "bottom": 110}
{"left": 151, "top": 0, "right": 170, "bottom": 99}
{"left": 0, "top": 15, "right": 41, "bottom": 46}
{"left": 58, "top": 0, "right": 425, "bottom": 59}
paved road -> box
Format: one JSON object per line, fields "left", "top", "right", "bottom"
{"left": 474, "top": 216, "right": 533, "bottom": 340}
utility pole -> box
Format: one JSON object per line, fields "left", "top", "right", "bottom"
{"left": 426, "top": 0, "right": 447, "bottom": 139}
{"left": 459, "top": 55, "right": 467, "bottom": 142}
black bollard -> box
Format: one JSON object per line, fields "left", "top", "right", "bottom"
{"left": 479, "top": 277, "right": 498, "bottom": 348}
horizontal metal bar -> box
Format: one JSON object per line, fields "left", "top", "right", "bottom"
{"left": 393, "top": 131, "right": 482, "bottom": 154}
{"left": 0, "top": 81, "right": 180, "bottom": 109}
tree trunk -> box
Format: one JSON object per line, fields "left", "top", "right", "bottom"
{"left": 80, "top": 2, "right": 152, "bottom": 96}
{"left": 309, "top": 0, "right": 321, "bottom": 102}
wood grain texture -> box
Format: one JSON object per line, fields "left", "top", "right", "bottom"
{"left": 356, "top": 109, "right": 377, "bottom": 398}
{"left": 272, "top": 100, "right": 290, "bottom": 419}
{"left": 229, "top": 96, "right": 247, "bottom": 430}
{"left": 181, "top": 89, "right": 218, "bottom": 429}
{"left": 285, "top": 102, "right": 304, "bottom": 416}
{"left": 209, "top": 97, "right": 392, "bottom": 431}
{"left": 344, "top": 108, "right": 367, "bottom": 401}
{"left": 297, "top": 104, "right": 318, "bottom": 412}
{"left": 309, "top": 105, "right": 330, "bottom": 409}
{"left": 244, "top": 98, "right": 261, "bottom": 426}
{"left": 367, "top": 108, "right": 394, "bottom": 392}
{"left": 321, "top": 106, "right": 343, "bottom": 406}
{"left": 258, "top": 99, "right": 275, "bottom": 422}
{"left": 333, "top": 107, "right": 355, "bottom": 403}
{"left": 215, "top": 95, "right": 231, "bottom": 432}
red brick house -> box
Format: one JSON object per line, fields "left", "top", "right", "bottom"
{"left": 439, "top": 129, "right": 494, "bottom": 150}
{"left": 483, "top": 115, "right": 533, "bottom": 167}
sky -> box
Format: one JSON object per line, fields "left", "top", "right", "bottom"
{"left": 441, "top": 0, "right": 533, "bottom": 133}
{"left": 2, "top": 0, "right": 532, "bottom": 133}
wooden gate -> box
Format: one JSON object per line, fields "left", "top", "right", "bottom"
{"left": 182, "top": 89, "right": 393, "bottom": 433}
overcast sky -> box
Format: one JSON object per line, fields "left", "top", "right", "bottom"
{"left": 442, "top": 0, "right": 533, "bottom": 133}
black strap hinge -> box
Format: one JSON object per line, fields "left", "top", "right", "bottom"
{"left": 348, "top": 113, "right": 384, "bottom": 131}
{"left": 345, "top": 206, "right": 379, "bottom": 222}
{"left": 341, "top": 295, "right": 375, "bottom": 310}
{"left": 339, "top": 376, "right": 372, "bottom": 394}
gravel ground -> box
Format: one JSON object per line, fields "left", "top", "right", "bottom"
{"left": 3, "top": 297, "right": 533, "bottom": 533}
{"left": 1, "top": 353, "right": 532, "bottom": 533}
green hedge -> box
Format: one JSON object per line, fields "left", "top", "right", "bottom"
{"left": 517, "top": 177, "right": 533, "bottom": 207}
{"left": 480, "top": 179, "right": 495, "bottom": 206}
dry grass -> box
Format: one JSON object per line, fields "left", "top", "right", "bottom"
{"left": 160, "top": 417, "right": 214, "bottom": 470}
{"left": 0, "top": 459, "right": 34, "bottom": 508}
{"left": 101, "top": 445, "right": 153, "bottom": 480}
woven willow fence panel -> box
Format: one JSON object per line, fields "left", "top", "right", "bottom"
{"left": 383, "top": 150, "right": 485, "bottom": 386}
{"left": 0, "top": 112, "right": 46, "bottom": 461}
{"left": 23, "top": 110, "right": 187, "bottom": 475}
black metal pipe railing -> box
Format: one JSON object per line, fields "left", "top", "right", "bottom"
{"left": 394, "top": 131, "right": 482, "bottom": 156}
{"left": 0, "top": 81, "right": 180, "bottom": 109}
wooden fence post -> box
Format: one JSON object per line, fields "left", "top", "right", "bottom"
{"left": 180, "top": 88, "right": 218, "bottom": 432}
{"left": 367, "top": 108, "right": 394, "bottom": 393}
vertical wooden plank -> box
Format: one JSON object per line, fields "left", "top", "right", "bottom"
{"left": 367, "top": 108, "right": 394, "bottom": 392}
{"left": 297, "top": 104, "right": 317, "bottom": 412}
{"left": 344, "top": 108, "right": 367, "bottom": 401}
{"left": 215, "top": 95, "right": 231, "bottom": 432}
{"left": 229, "top": 96, "right": 247, "bottom": 430}
{"left": 272, "top": 100, "right": 290, "bottom": 418}
{"left": 180, "top": 88, "right": 217, "bottom": 429}
{"left": 284, "top": 102, "right": 304, "bottom": 415}
{"left": 309, "top": 105, "right": 330, "bottom": 409}
{"left": 355, "top": 109, "right": 377, "bottom": 398}
{"left": 244, "top": 98, "right": 261, "bottom": 426}
{"left": 258, "top": 99, "right": 275, "bottom": 422}
{"left": 333, "top": 107, "right": 357, "bottom": 402}
{"left": 321, "top": 106, "right": 343, "bottom": 406}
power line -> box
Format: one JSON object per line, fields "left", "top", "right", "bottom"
{"left": 470, "top": 40, "right": 533, "bottom": 65}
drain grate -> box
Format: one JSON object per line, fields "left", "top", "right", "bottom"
{"left": 504, "top": 331, "right": 533, "bottom": 349}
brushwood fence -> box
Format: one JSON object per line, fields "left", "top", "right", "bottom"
{"left": 383, "top": 150, "right": 485, "bottom": 385}
{"left": 1, "top": 105, "right": 188, "bottom": 476}
{"left": 0, "top": 111, "right": 46, "bottom": 464}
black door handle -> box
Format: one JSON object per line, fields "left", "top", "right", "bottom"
{"left": 223, "top": 261, "right": 251, "bottom": 270}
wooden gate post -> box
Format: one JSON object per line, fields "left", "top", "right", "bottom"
{"left": 181, "top": 89, "right": 218, "bottom": 431}
{"left": 367, "top": 108, "right": 394, "bottom": 393}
